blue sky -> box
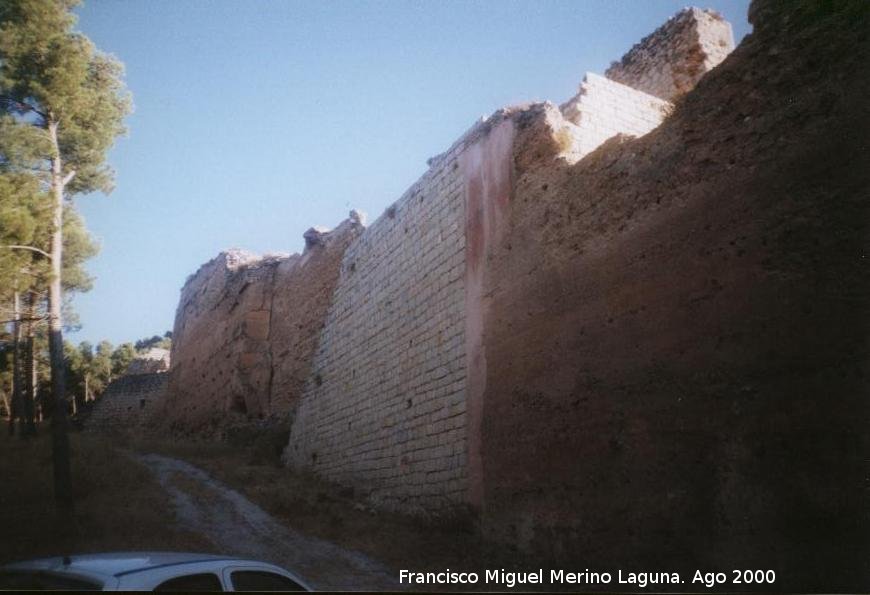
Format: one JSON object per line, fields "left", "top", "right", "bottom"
{"left": 70, "top": 0, "right": 751, "bottom": 346}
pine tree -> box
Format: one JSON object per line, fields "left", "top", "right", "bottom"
{"left": 0, "top": 0, "right": 131, "bottom": 511}
{"left": 0, "top": 170, "right": 44, "bottom": 437}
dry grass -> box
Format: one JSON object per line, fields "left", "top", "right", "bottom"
{"left": 0, "top": 428, "right": 214, "bottom": 564}
{"left": 0, "top": 427, "right": 537, "bottom": 583}
{"left": 132, "top": 436, "right": 532, "bottom": 577}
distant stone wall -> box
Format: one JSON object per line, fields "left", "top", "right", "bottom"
{"left": 560, "top": 72, "right": 672, "bottom": 157}
{"left": 126, "top": 348, "right": 170, "bottom": 375}
{"left": 85, "top": 373, "right": 167, "bottom": 432}
{"left": 285, "top": 133, "right": 471, "bottom": 514}
{"left": 605, "top": 7, "right": 734, "bottom": 101}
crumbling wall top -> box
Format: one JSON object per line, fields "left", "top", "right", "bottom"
{"left": 605, "top": 7, "right": 735, "bottom": 102}
{"left": 126, "top": 348, "right": 171, "bottom": 375}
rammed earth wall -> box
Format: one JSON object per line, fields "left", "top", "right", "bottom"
{"left": 474, "top": 3, "right": 870, "bottom": 589}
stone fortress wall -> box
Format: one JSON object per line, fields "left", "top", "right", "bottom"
{"left": 282, "top": 7, "right": 734, "bottom": 513}
{"left": 156, "top": 4, "right": 870, "bottom": 585}
{"left": 286, "top": 129, "right": 471, "bottom": 514}
{"left": 165, "top": 8, "right": 734, "bottom": 508}
{"left": 126, "top": 347, "right": 170, "bottom": 375}
{"left": 559, "top": 72, "right": 672, "bottom": 158}
{"left": 605, "top": 7, "right": 735, "bottom": 101}
{"left": 471, "top": 2, "right": 870, "bottom": 582}
{"left": 156, "top": 215, "right": 363, "bottom": 436}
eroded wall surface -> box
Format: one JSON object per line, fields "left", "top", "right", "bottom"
{"left": 477, "top": 2, "right": 869, "bottom": 589}
{"left": 605, "top": 7, "right": 735, "bottom": 101}
{"left": 159, "top": 218, "right": 362, "bottom": 435}
{"left": 285, "top": 139, "right": 470, "bottom": 514}
{"left": 163, "top": 250, "right": 284, "bottom": 433}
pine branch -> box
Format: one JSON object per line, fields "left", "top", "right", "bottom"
{"left": 0, "top": 316, "right": 48, "bottom": 324}
{"left": 0, "top": 245, "right": 52, "bottom": 259}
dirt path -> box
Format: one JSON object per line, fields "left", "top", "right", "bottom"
{"left": 135, "top": 453, "right": 400, "bottom": 591}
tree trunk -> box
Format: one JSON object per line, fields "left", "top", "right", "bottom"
{"left": 47, "top": 120, "right": 73, "bottom": 513}
{"left": 22, "top": 293, "right": 37, "bottom": 436}
{"left": 9, "top": 292, "right": 22, "bottom": 436}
